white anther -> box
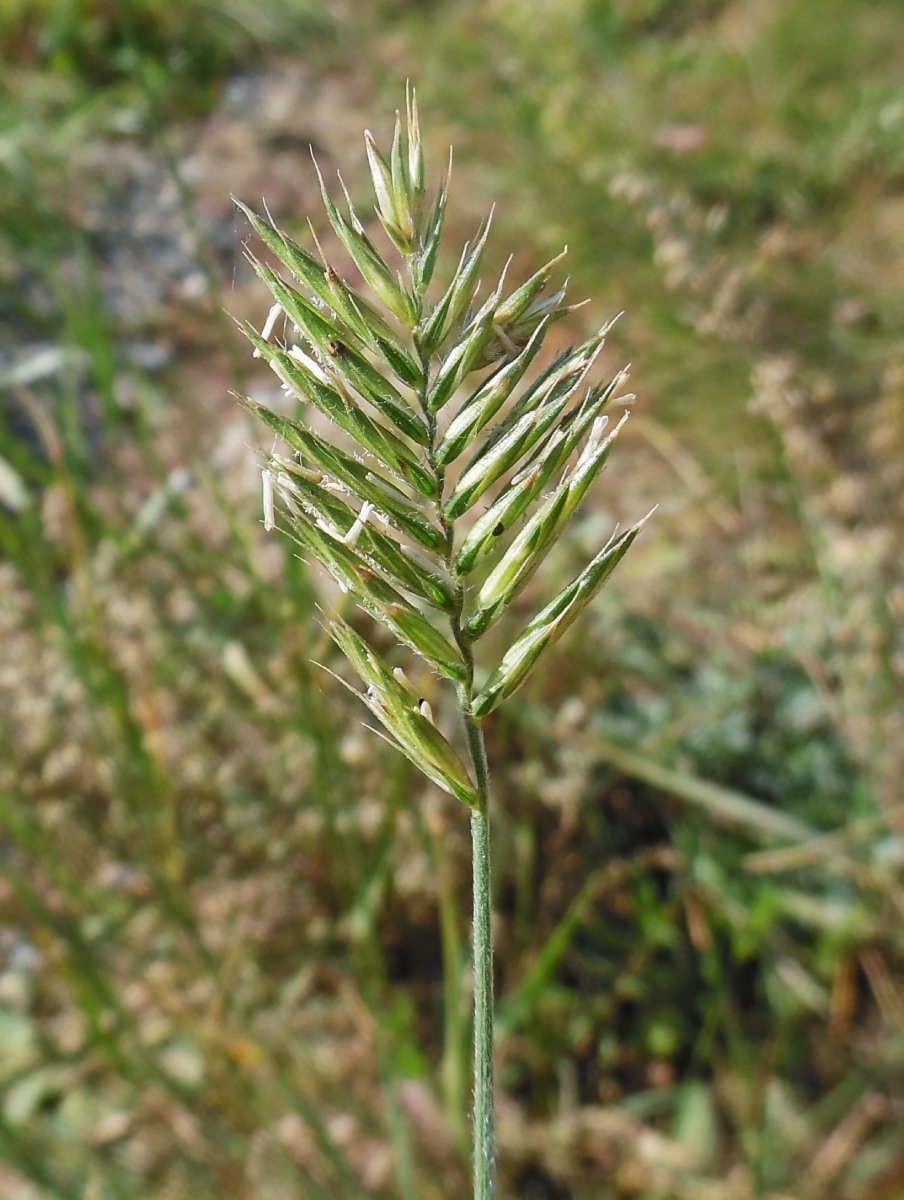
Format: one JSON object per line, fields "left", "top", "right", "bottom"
{"left": 418, "top": 699, "right": 435, "bottom": 724}
{"left": 275, "top": 471, "right": 300, "bottom": 495}
{"left": 577, "top": 415, "right": 611, "bottom": 467}
{"left": 288, "top": 345, "right": 331, "bottom": 384}
{"left": 611, "top": 366, "right": 631, "bottom": 392}
{"left": 261, "top": 468, "right": 275, "bottom": 531}
{"left": 254, "top": 303, "right": 283, "bottom": 356}
{"left": 341, "top": 501, "right": 374, "bottom": 546}
{"left": 275, "top": 474, "right": 304, "bottom": 518}
{"left": 392, "top": 667, "right": 411, "bottom": 688}
{"left": 270, "top": 360, "right": 294, "bottom": 390}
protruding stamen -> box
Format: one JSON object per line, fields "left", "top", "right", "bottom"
{"left": 340, "top": 501, "right": 374, "bottom": 547}
{"left": 254, "top": 303, "right": 283, "bottom": 356}
{"left": 261, "top": 468, "right": 275, "bottom": 531}
{"left": 288, "top": 345, "right": 332, "bottom": 384}
{"left": 576, "top": 416, "right": 611, "bottom": 468}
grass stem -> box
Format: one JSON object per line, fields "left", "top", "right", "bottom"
{"left": 464, "top": 713, "right": 496, "bottom": 1200}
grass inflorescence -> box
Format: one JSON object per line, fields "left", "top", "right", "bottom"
{"left": 238, "top": 88, "right": 647, "bottom": 1199}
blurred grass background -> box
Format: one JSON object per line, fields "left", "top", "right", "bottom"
{"left": 1, "top": 1, "right": 902, "bottom": 1197}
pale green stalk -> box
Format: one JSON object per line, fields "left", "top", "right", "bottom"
{"left": 239, "top": 89, "right": 648, "bottom": 1200}
{"left": 463, "top": 710, "right": 495, "bottom": 1200}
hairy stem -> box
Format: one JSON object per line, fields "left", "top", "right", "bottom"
{"left": 463, "top": 709, "right": 495, "bottom": 1200}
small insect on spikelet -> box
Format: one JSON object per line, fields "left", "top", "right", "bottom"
{"left": 236, "top": 85, "right": 651, "bottom": 1200}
